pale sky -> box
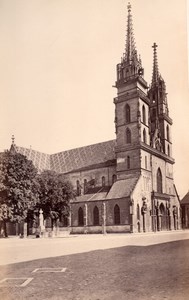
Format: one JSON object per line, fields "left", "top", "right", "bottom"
{"left": 0, "top": 0, "right": 188, "bottom": 198}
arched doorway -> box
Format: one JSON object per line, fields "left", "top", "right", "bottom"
{"left": 159, "top": 203, "right": 167, "bottom": 230}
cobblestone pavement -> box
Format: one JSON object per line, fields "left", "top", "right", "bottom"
{"left": 0, "top": 230, "right": 188, "bottom": 266}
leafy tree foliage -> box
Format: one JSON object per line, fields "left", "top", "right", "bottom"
{"left": 37, "top": 170, "right": 75, "bottom": 228}
{"left": 0, "top": 150, "right": 39, "bottom": 236}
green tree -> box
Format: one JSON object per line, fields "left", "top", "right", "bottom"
{"left": 37, "top": 170, "right": 74, "bottom": 230}
{"left": 0, "top": 150, "right": 39, "bottom": 237}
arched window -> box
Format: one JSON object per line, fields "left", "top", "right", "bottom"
{"left": 137, "top": 204, "right": 140, "bottom": 220}
{"left": 157, "top": 168, "right": 163, "bottom": 193}
{"left": 93, "top": 206, "right": 99, "bottom": 225}
{"left": 167, "top": 144, "right": 170, "bottom": 156}
{"left": 114, "top": 204, "right": 120, "bottom": 225}
{"left": 126, "top": 128, "right": 131, "bottom": 144}
{"left": 112, "top": 174, "right": 117, "bottom": 184}
{"left": 102, "top": 176, "right": 105, "bottom": 187}
{"left": 142, "top": 105, "right": 146, "bottom": 124}
{"left": 143, "top": 128, "right": 146, "bottom": 143}
{"left": 84, "top": 179, "right": 87, "bottom": 194}
{"left": 76, "top": 180, "right": 81, "bottom": 196}
{"left": 78, "top": 207, "right": 84, "bottom": 226}
{"left": 167, "top": 125, "right": 170, "bottom": 141}
{"left": 127, "top": 156, "right": 130, "bottom": 169}
{"left": 125, "top": 104, "right": 131, "bottom": 123}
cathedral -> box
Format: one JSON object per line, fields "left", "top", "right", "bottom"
{"left": 14, "top": 3, "right": 180, "bottom": 234}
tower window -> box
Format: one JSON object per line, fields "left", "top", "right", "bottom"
{"left": 142, "top": 105, "right": 146, "bottom": 124}
{"left": 102, "top": 176, "right": 105, "bottom": 187}
{"left": 127, "top": 156, "right": 130, "bottom": 169}
{"left": 125, "top": 104, "right": 131, "bottom": 123}
{"left": 126, "top": 128, "right": 131, "bottom": 144}
{"left": 167, "top": 125, "right": 170, "bottom": 142}
{"left": 157, "top": 168, "right": 163, "bottom": 193}
{"left": 114, "top": 204, "right": 121, "bottom": 225}
{"left": 78, "top": 207, "right": 84, "bottom": 226}
{"left": 143, "top": 128, "right": 147, "bottom": 143}
{"left": 93, "top": 206, "right": 99, "bottom": 226}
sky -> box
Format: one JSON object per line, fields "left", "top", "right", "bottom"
{"left": 0, "top": 0, "right": 188, "bottom": 198}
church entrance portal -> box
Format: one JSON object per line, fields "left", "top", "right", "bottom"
{"left": 159, "top": 203, "right": 168, "bottom": 231}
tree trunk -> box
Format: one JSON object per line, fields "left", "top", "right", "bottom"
{"left": 3, "top": 220, "right": 8, "bottom": 238}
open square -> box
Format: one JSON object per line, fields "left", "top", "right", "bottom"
{"left": 0, "top": 236, "right": 189, "bottom": 300}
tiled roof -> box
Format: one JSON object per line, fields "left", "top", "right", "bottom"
{"left": 15, "top": 140, "right": 116, "bottom": 174}
{"left": 106, "top": 175, "right": 140, "bottom": 199}
{"left": 72, "top": 192, "right": 108, "bottom": 203}
{"left": 181, "top": 191, "right": 189, "bottom": 205}
{"left": 16, "top": 146, "right": 51, "bottom": 173}
{"left": 50, "top": 140, "right": 116, "bottom": 173}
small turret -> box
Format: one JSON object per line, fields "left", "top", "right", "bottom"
{"left": 10, "top": 135, "right": 17, "bottom": 154}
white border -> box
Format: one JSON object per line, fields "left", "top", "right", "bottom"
{"left": 32, "top": 267, "right": 67, "bottom": 273}
{"left": 0, "top": 277, "right": 33, "bottom": 287}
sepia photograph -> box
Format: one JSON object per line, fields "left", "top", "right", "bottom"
{"left": 0, "top": 0, "right": 189, "bottom": 299}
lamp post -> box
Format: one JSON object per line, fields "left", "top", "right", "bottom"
{"left": 130, "top": 199, "right": 134, "bottom": 233}
{"left": 141, "top": 197, "right": 147, "bottom": 232}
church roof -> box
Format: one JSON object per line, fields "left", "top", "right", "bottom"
{"left": 71, "top": 175, "right": 140, "bottom": 203}
{"left": 72, "top": 192, "right": 108, "bottom": 203}
{"left": 106, "top": 175, "right": 140, "bottom": 199}
{"left": 181, "top": 191, "right": 189, "bottom": 205}
{"left": 16, "top": 139, "right": 116, "bottom": 174}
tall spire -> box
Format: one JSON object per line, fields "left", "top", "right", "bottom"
{"left": 151, "top": 43, "right": 159, "bottom": 86}
{"left": 116, "top": 2, "right": 145, "bottom": 86}
{"left": 125, "top": 2, "right": 137, "bottom": 63}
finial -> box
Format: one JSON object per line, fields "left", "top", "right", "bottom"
{"left": 127, "top": 2, "right": 131, "bottom": 13}
{"left": 11, "top": 135, "right": 15, "bottom": 145}
{"left": 151, "top": 42, "right": 159, "bottom": 86}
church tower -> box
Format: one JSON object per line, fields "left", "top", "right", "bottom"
{"left": 114, "top": 2, "right": 150, "bottom": 179}
{"left": 148, "top": 43, "right": 172, "bottom": 157}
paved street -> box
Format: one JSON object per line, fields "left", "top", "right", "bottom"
{"left": 0, "top": 230, "right": 189, "bottom": 266}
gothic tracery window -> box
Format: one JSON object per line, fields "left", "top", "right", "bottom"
{"left": 125, "top": 104, "right": 131, "bottom": 123}
{"left": 157, "top": 168, "right": 163, "bottom": 193}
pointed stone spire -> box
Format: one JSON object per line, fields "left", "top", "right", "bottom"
{"left": 151, "top": 43, "right": 159, "bottom": 87}
{"left": 116, "top": 2, "right": 145, "bottom": 86}
{"left": 125, "top": 2, "right": 137, "bottom": 63}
